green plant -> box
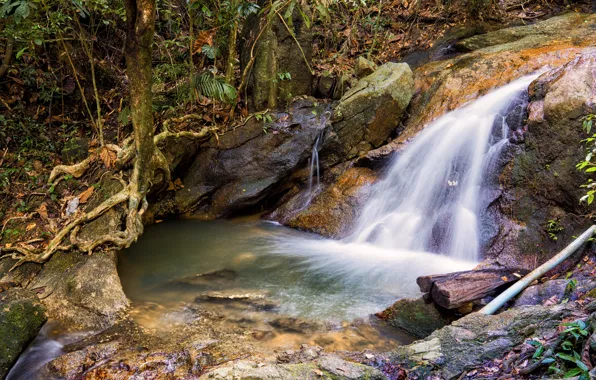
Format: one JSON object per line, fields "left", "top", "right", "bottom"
{"left": 545, "top": 219, "right": 564, "bottom": 241}
{"left": 577, "top": 114, "right": 596, "bottom": 204}
{"left": 178, "top": 71, "right": 237, "bottom": 104}
{"left": 525, "top": 319, "right": 593, "bottom": 379}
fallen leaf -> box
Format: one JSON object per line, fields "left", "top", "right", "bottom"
{"left": 38, "top": 203, "right": 48, "bottom": 220}
{"left": 78, "top": 187, "right": 94, "bottom": 204}
{"left": 100, "top": 146, "right": 116, "bottom": 168}
{"left": 26, "top": 223, "right": 36, "bottom": 231}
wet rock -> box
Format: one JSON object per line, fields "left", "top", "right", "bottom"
{"left": 28, "top": 250, "right": 128, "bottom": 331}
{"left": 277, "top": 344, "right": 322, "bottom": 363}
{"left": 0, "top": 288, "right": 47, "bottom": 379}
{"left": 196, "top": 289, "right": 269, "bottom": 301}
{"left": 316, "top": 354, "right": 385, "bottom": 380}
{"left": 61, "top": 137, "right": 89, "bottom": 164}
{"left": 196, "top": 289, "right": 279, "bottom": 311}
{"left": 355, "top": 56, "right": 377, "bottom": 79}
{"left": 315, "top": 75, "right": 337, "bottom": 99}
{"left": 240, "top": 0, "right": 312, "bottom": 111}
{"left": 200, "top": 356, "right": 385, "bottom": 380}
{"left": 392, "top": 303, "right": 579, "bottom": 379}
{"left": 268, "top": 317, "right": 322, "bottom": 334}
{"left": 380, "top": 13, "right": 596, "bottom": 156}
{"left": 489, "top": 51, "right": 596, "bottom": 270}
{"left": 173, "top": 98, "right": 330, "bottom": 218}
{"left": 166, "top": 269, "right": 238, "bottom": 288}
{"left": 328, "top": 62, "right": 414, "bottom": 160}
{"left": 454, "top": 14, "right": 587, "bottom": 52}
{"left": 376, "top": 298, "right": 453, "bottom": 339}
{"left": 514, "top": 279, "right": 596, "bottom": 307}
{"left": 269, "top": 165, "right": 377, "bottom": 238}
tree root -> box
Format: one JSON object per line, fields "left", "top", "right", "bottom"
{"left": 115, "top": 125, "right": 218, "bottom": 169}
{"left": 1, "top": 188, "right": 131, "bottom": 270}
{"left": 2, "top": 124, "right": 217, "bottom": 270}
{"left": 48, "top": 155, "right": 96, "bottom": 184}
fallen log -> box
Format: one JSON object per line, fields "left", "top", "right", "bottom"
{"left": 417, "top": 269, "right": 524, "bottom": 309}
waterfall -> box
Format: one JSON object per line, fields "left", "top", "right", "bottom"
{"left": 347, "top": 75, "right": 538, "bottom": 262}
{"left": 303, "top": 129, "right": 324, "bottom": 207}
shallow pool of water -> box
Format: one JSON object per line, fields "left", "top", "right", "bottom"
{"left": 117, "top": 218, "right": 476, "bottom": 350}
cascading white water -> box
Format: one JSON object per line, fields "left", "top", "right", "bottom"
{"left": 347, "top": 75, "right": 538, "bottom": 261}
{"left": 302, "top": 129, "right": 325, "bottom": 207}
{"left": 307, "top": 130, "right": 324, "bottom": 194}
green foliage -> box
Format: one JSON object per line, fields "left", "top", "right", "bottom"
{"left": 544, "top": 219, "right": 564, "bottom": 241}
{"left": 577, "top": 114, "right": 596, "bottom": 205}
{"left": 527, "top": 319, "right": 593, "bottom": 379}
{"left": 182, "top": 71, "right": 237, "bottom": 104}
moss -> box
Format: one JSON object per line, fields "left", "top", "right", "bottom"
{"left": 0, "top": 289, "right": 47, "bottom": 378}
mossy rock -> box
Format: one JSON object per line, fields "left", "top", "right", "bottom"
{"left": 0, "top": 288, "right": 47, "bottom": 378}
{"left": 377, "top": 298, "right": 453, "bottom": 339}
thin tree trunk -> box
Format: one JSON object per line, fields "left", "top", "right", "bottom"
{"left": 225, "top": 20, "right": 238, "bottom": 84}
{"left": 124, "top": 0, "right": 156, "bottom": 198}
{"left": 0, "top": 37, "right": 14, "bottom": 79}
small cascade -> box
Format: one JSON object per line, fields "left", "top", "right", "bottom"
{"left": 304, "top": 129, "right": 325, "bottom": 206}
{"left": 346, "top": 75, "right": 538, "bottom": 262}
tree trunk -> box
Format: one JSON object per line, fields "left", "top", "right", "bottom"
{"left": 417, "top": 268, "right": 526, "bottom": 309}
{"left": 0, "top": 37, "right": 14, "bottom": 79}
{"left": 124, "top": 0, "right": 156, "bottom": 199}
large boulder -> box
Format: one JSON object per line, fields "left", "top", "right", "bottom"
{"left": 376, "top": 298, "right": 453, "bottom": 339}
{"left": 173, "top": 98, "right": 330, "bottom": 218}
{"left": 392, "top": 303, "right": 581, "bottom": 379}
{"left": 488, "top": 51, "right": 596, "bottom": 270}
{"left": 0, "top": 288, "right": 47, "bottom": 378}
{"left": 240, "top": 1, "right": 313, "bottom": 111}
{"left": 268, "top": 165, "right": 377, "bottom": 238}
{"left": 28, "top": 250, "right": 128, "bottom": 331}
{"left": 324, "top": 62, "right": 414, "bottom": 162}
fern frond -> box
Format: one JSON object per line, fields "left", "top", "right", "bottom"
{"left": 188, "top": 71, "right": 237, "bottom": 104}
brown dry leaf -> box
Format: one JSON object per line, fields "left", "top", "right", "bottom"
{"left": 5, "top": 243, "right": 12, "bottom": 248}
{"left": 100, "top": 146, "right": 116, "bottom": 168}
{"left": 78, "top": 187, "right": 94, "bottom": 204}
{"left": 501, "top": 276, "right": 508, "bottom": 282}
{"left": 193, "top": 30, "right": 215, "bottom": 55}
{"left": 48, "top": 219, "right": 58, "bottom": 233}
{"left": 174, "top": 178, "right": 184, "bottom": 189}
{"left": 38, "top": 203, "right": 48, "bottom": 220}
{"left": 167, "top": 181, "right": 175, "bottom": 191}
{"left": 26, "top": 223, "right": 36, "bottom": 231}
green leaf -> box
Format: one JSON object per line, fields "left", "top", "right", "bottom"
{"left": 585, "top": 167, "right": 596, "bottom": 172}
{"left": 16, "top": 47, "right": 27, "bottom": 59}
{"left": 556, "top": 352, "right": 577, "bottom": 363}
{"left": 542, "top": 357, "right": 555, "bottom": 364}
{"left": 34, "top": 38, "right": 42, "bottom": 46}
{"left": 564, "top": 367, "right": 584, "bottom": 378}
{"left": 533, "top": 345, "right": 544, "bottom": 359}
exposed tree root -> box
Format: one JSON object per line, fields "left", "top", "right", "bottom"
{"left": 1, "top": 124, "right": 217, "bottom": 270}
{"left": 48, "top": 155, "right": 96, "bottom": 184}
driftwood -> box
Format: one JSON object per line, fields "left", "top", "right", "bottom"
{"left": 417, "top": 269, "right": 525, "bottom": 309}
